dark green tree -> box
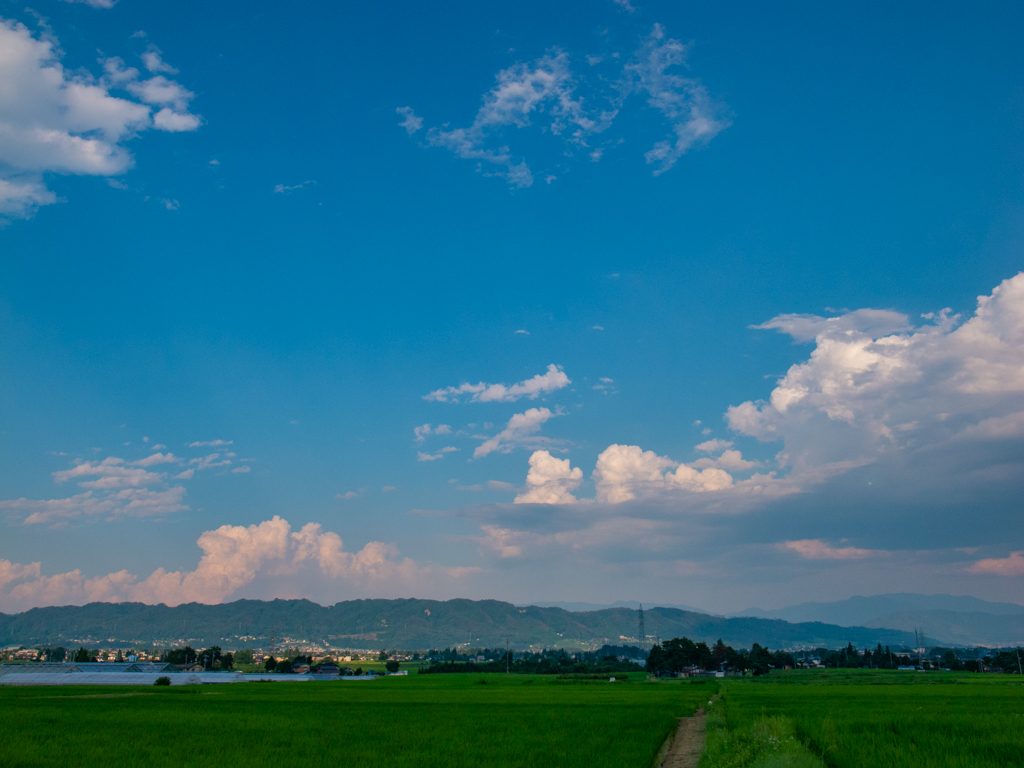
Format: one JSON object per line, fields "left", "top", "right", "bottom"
{"left": 74, "top": 647, "right": 90, "bottom": 663}
{"left": 385, "top": 660, "right": 400, "bottom": 673}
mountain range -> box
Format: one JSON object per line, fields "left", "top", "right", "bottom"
{"left": 0, "top": 598, "right": 923, "bottom": 651}
{"left": 732, "top": 593, "right": 1024, "bottom": 646}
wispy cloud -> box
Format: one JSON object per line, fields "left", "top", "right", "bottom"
{"left": 396, "top": 106, "right": 423, "bottom": 134}
{"left": 474, "top": 407, "right": 556, "bottom": 458}
{"left": 425, "top": 364, "right": 570, "bottom": 403}
{"left": 623, "top": 24, "right": 731, "bottom": 175}
{"left": 188, "top": 439, "right": 233, "bottom": 447}
{"left": 782, "top": 540, "right": 885, "bottom": 560}
{"left": 401, "top": 22, "right": 726, "bottom": 187}
{"left": 274, "top": 180, "right": 316, "bottom": 194}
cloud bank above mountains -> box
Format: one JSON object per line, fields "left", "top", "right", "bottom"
{"left": 0, "top": 516, "right": 474, "bottom": 613}
{"left": 3, "top": 273, "right": 1023, "bottom": 610}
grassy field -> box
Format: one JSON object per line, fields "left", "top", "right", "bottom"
{"left": 0, "top": 673, "right": 711, "bottom": 768}
{"left": 702, "top": 670, "right": 1024, "bottom": 768}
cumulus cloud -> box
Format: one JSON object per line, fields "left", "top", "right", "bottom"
{"left": 514, "top": 450, "right": 583, "bottom": 504}
{"left": 0, "top": 20, "right": 201, "bottom": 220}
{"left": 474, "top": 408, "right": 555, "bottom": 458}
{"left": 425, "top": 364, "right": 570, "bottom": 403}
{"left": 782, "top": 539, "right": 884, "bottom": 560}
{"left": 593, "top": 444, "right": 733, "bottom": 503}
{"left": 726, "top": 273, "right": 1024, "bottom": 480}
{"left": 692, "top": 449, "right": 761, "bottom": 471}
{"left": 967, "top": 551, "right": 1024, "bottom": 576}
{"left": 188, "top": 439, "right": 232, "bottom": 447}
{"left": 623, "top": 24, "right": 731, "bottom": 175}
{"left": 0, "top": 516, "right": 474, "bottom": 611}
{"left": 695, "top": 439, "right": 733, "bottom": 452}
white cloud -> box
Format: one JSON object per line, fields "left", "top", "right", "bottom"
{"left": 53, "top": 457, "right": 162, "bottom": 489}
{"left": 425, "top": 364, "right": 570, "bottom": 403}
{"left": 153, "top": 109, "right": 200, "bottom": 132}
{"left": 59, "top": 0, "right": 116, "bottom": 7}
{"left": 782, "top": 539, "right": 883, "bottom": 560}
{"left": 0, "top": 516, "right": 475, "bottom": 611}
{"left": 174, "top": 469, "right": 194, "bottom": 480}
{"left": 274, "top": 180, "right": 315, "bottom": 194}
{"left": 592, "top": 444, "right": 733, "bottom": 503}
{"left": 417, "top": 451, "right": 443, "bottom": 461}
{"left": 624, "top": 25, "right": 730, "bottom": 175}
{"left": 336, "top": 491, "right": 358, "bottom": 500}
{"left": 612, "top": 0, "right": 636, "bottom": 11}
{"left": 726, "top": 273, "right": 1024, "bottom": 478}
{"left": 515, "top": 329, "right": 530, "bottom": 335}
{"left": 190, "top": 453, "right": 231, "bottom": 470}
{"left": 592, "top": 325, "right": 604, "bottom": 330}
{"left": 691, "top": 449, "right": 760, "bottom": 471}
{"left": 434, "top": 424, "right": 452, "bottom": 435}
{"left": 416, "top": 51, "right": 615, "bottom": 188}
{"left": 1, "top": 486, "right": 188, "bottom": 525}
{"left": 0, "top": 20, "right": 201, "bottom": 219}
{"left": 129, "top": 452, "right": 179, "bottom": 467}
{"left": 140, "top": 46, "right": 177, "bottom": 75}
{"left": 695, "top": 439, "right": 733, "bottom": 452}
{"left": 474, "top": 407, "right": 555, "bottom": 458}
{"left": 188, "top": 439, "right": 232, "bottom": 447}
{"left": 967, "top": 551, "right": 1024, "bottom": 576}
{"left": 396, "top": 106, "right": 422, "bottom": 134}
{"left": 514, "top": 450, "right": 583, "bottom": 504}
{"left": 231, "top": 466, "right": 250, "bottom": 474}
{"left": 752, "top": 308, "right": 912, "bottom": 343}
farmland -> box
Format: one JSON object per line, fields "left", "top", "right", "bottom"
{"left": 703, "top": 670, "right": 1024, "bottom": 768}
{"left": 0, "top": 673, "right": 710, "bottom": 768}
{"left": 2, "top": 669, "right": 1023, "bottom": 768}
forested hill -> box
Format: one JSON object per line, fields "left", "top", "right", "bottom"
{"left": 0, "top": 598, "right": 922, "bottom": 650}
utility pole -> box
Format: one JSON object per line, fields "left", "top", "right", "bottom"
{"left": 1017, "top": 648, "right": 1022, "bottom": 676}
{"left": 638, "top": 604, "right": 646, "bottom": 655}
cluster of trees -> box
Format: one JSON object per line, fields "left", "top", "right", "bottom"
{"left": 264, "top": 654, "right": 312, "bottom": 673}
{"left": 812, "top": 643, "right": 912, "bottom": 669}
{"left": 420, "top": 647, "right": 642, "bottom": 675}
{"left": 647, "top": 638, "right": 794, "bottom": 676}
{"left": 164, "top": 646, "right": 234, "bottom": 670}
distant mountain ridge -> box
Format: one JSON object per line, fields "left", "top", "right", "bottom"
{"left": 525, "top": 600, "right": 712, "bottom": 614}
{"left": 0, "top": 598, "right": 921, "bottom": 651}
{"left": 732, "top": 593, "right": 1024, "bottom": 646}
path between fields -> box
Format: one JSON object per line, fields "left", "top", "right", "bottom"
{"left": 658, "top": 709, "right": 705, "bottom": 768}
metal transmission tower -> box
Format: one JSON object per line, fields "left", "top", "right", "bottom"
{"left": 638, "top": 604, "right": 646, "bottom": 654}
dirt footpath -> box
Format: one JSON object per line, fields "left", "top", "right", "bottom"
{"left": 658, "top": 709, "right": 706, "bottom": 768}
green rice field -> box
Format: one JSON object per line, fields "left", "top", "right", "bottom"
{"left": 702, "top": 670, "right": 1024, "bottom": 768}
{"left": 0, "top": 673, "right": 709, "bottom": 768}
{"left": 3, "top": 670, "right": 1023, "bottom": 767}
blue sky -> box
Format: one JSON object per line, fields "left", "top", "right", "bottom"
{"left": 1, "top": 0, "right": 1023, "bottom": 614}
